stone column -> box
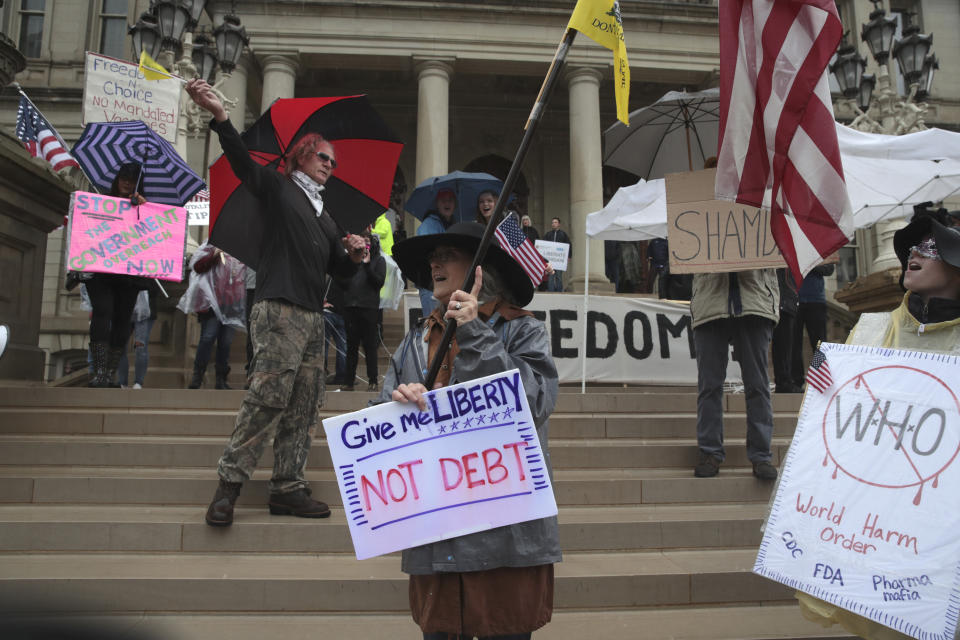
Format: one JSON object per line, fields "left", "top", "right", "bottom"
{"left": 414, "top": 58, "right": 454, "bottom": 185}
{"left": 259, "top": 53, "right": 299, "bottom": 113}
{"left": 0, "top": 137, "right": 72, "bottom": 381}
{"left": 566, "top": 66, "right": 608, "bottom": 292}
{"left": 871, "top": 221, "right": 901, "bottom": 272}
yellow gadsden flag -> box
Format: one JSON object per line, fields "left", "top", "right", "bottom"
{"left": 139, "top": 50, "right": 173, "bottom": 81}
{"left": 567, "top": 0, "right": 630, "bottom": 124}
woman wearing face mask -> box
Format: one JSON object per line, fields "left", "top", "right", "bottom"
{"left": 380, "top": 222, "right": 561, "bottom": 640}
{"left": 795, "top": 210, "right": 960, "bottom": 640}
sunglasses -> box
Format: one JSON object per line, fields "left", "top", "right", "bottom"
{"left": 315, "top": 151, "right": 337, "bottom": 169}
{"left": 909, "top": 237, "right": 940, "bottom": 260}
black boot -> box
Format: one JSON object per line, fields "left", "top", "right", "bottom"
{"left": 188, "top": 362, "right": 206, "bottom": 389}
{"left": 268, "top": 487, "right": 331, "bottom": 518}
{"left": 215, "top": 365, "right": 231, "bottom": 390}
{"left": 87, "top": 342, "right": 111, "bottom": 387}
{"left": 106, "top": 346, "right": 123, "bottom": 388}
{"left": 205, "top": 480, "right": 242, "bottom": 526}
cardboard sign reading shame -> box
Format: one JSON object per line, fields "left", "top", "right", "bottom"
{"left": 67, "top": 191, "right": 187, "bottom": 281}
{"left": 756, "top": 343, "right": 960, "bottom": 640}
{"left": 666, "top": 169, "right": 784, "bottom": 273}
{"left": 323, "top": 369, "right": 558, "bottom": 560}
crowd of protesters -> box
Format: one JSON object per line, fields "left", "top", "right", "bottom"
{"left": 50, "top": 76, "right": 960, "bottom": 640}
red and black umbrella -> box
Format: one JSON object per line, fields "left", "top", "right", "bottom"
{"left": 209, "top": 95, "right": 403, "bottom": 269}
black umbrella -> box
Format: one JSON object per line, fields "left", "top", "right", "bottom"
{"left": 209, "top": 95, "right": 403, "bottom": 268}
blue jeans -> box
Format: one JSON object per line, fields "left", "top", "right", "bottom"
{"left": 117, "top": 316, "right": 156, "bottom": 386}
{"left": 194, "top": 310, "right": 236, "bottom": 373}
{"left": 324, "top": 309, "right": 347, "bottom": 380}
{"left": 547, "top": 270, "right": 564, "bottom": 292}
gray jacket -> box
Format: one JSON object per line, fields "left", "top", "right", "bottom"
{"left": 373, "top": 312, "right": 562, "bottom": 575}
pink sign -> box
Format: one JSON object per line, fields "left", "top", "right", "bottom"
{"left": 66, "top": 191, "right": 186, "bottom": 281}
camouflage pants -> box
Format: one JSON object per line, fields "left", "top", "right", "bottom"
{"left": 217, "top": 299, "right": 325, "bottom": 494}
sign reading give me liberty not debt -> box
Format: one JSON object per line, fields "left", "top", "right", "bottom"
{"left": 67, "top": 191, "right": 187, "bottom": 281}
{"left": 756, "top": 343, "right": 960, "bottom": 640}
{"left": 323, "top": 369, "right": 558, "bottom": 560}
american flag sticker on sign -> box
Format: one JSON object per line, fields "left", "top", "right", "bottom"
{"left": 806, "top": 348, "right": 833, "bottom": 394}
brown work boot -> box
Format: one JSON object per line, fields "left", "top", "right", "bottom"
{"left": 205, "top": 480, "right": 242, "bottom": 527}
{"left": 268, "top": 488, "right": 331, "bottom": 518}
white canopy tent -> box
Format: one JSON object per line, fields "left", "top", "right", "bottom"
{"left": 590, "top": 123, "right": 960, "bottom": 240}
{"left": 579, "top": 123, "right": 960, "bottom": 391}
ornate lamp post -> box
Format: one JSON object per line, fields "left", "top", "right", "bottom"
{"left": 831, "top": 2, "right": 942, "bottom": 313}
{"left": 191, "top": 29, "right": 218, "bottom": 83}
{"left": 128, "top": 0, "right": 245, "bottom": 147}
{"left": 832, "top": 3, "right": 939, "bottom": 136}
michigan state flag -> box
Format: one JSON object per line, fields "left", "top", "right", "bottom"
{"left": 567, "top": 0, "right": 630, "bottom": 124}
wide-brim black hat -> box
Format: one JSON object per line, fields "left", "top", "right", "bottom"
{"left": 893, "top": 216, "right": 960, "bottom": 271}
{"left": 394, "top": 221, "right": 535, "bottom": 307}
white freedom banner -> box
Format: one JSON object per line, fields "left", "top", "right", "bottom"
{"left": 402, "top": 292, "right": 711, "bottom": 385}
{"left": 756, "top": 343, "right": 960, "bottom": 640}
{"left": 322, "top": 369, "right": 558, "bottom": 560}
{"left": 83, "top": 52, "right": 181, "bottom": 143}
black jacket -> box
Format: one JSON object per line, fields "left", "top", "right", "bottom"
{"left": 339, "top": 240, "right": 386, "bottom": 309}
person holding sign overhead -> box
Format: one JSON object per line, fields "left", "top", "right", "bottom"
{"left": 381, "top": 222, "right": 561, "bottom": 639}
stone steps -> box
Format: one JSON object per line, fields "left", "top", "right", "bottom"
{"left": 0, "top": 606, "right": 850, "bottom": 640}
{"left": 0, "top": 386, "right": 849, "bottom": 639}
{"left": 0, "top": 433, "right": 795, "bottom": 469}
{"left": 0, "top": 408, "right": 803, "bottom": 439}
{"left": 0, "top": 503, "right": 768, "bottom": 553}
{"left": 0, "top": 465, "right": 777, "bottom": 506}
{"left": 0, "top": 549, "right": 793, "bottom": 612}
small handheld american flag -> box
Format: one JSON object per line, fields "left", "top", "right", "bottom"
{"left": 494, "top": 214, "right": 547, "bottom": 286}
{"left": 15, "top": 95, "right": 79, "bottom": 173}
{"left": 805, "top": 348, "right": 833, "bottom": 394}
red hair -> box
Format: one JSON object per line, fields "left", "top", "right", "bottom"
{"left": 283, "top": 133, "right": 335, "bottom": 176}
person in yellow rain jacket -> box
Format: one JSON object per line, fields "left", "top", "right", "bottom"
{"left": 797, "top": 210, "right": 960, "bottom": 640}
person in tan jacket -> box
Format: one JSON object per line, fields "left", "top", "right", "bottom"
{"left": 690, "top": 269, "right": 780, "bottom": 479}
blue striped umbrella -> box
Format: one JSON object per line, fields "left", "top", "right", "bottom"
{"left": 72, "top": 120, "right": 205, "bottom": 206}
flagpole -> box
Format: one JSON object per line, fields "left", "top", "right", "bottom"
{"left": 423, "top": 27, "right": 577, "bottom": 389}
{"left": 12, "top": 82, "right": 99, "bottom": 191}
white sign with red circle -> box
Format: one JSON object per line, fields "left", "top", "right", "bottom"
{"left": 757, "top": 343, "right": 960, "bottom": 640}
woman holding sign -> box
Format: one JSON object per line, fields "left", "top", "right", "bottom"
{"left": 796, "top": 209, "right": 960, "bottom": 639}
{"left": 380, "top": 222, "right": 561, "bottom": 639}
{"left": 84, "top": 163, "right": 150, "bottom": 387}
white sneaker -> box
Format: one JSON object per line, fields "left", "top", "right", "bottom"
{"left": 132, "top": 383, "right": 142, "bottom": 389}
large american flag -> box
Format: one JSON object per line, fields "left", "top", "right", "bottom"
{"left": 494, "top": 214, "right": 547, "bottom": 286}
{"left": 15, "top": 96, "right": 79, "bottom": 173}
{"left": 715, "top": 0, "right": 854, "bottom": 284}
